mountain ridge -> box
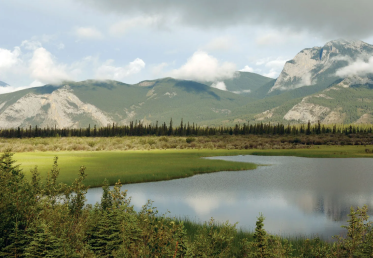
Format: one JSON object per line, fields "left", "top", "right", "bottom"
{"left": 1, "top": 39, "right": 373, "bottom": 128}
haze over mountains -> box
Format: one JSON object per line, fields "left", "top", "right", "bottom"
{"left": 0, "top": 81, "right": 9, "bottom": 87}
{"left": 1, "top": 39, "right": 373, "bottom": 129}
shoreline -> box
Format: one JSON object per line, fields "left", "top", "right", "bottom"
{"left": 13, "top": 145, "right": 373, "bottom": 187}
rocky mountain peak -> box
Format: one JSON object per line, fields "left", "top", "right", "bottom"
{"left": 325, "top": 39, "right": 367, "bottom": 48}
{"left": 269, "top": 39, "right": 373, "bottom": 93}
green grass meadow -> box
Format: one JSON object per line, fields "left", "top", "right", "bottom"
{"left": 13, "top": 145, "right": 373, "bottom": 188}
{"left": 249, "top": 144, "right": 373, "bottom": 158}
{"left": 14, "top": 149, "right": 257, "bottom": 187}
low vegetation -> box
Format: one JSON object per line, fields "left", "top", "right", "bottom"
{"left": 1, "top": 132, "right": 373, "bottom": 153}
{"left": 2, "top": 150, "right": 373, "bottom": 257}
{"left": 14, "top": 150, "right": 257, "bottom": 187}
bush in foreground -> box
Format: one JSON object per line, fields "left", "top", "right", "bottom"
{"left": 1, "top": 150, "right": 373, "bottom": 257}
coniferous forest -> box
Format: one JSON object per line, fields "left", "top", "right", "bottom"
{"left": 1, "top": 120, "right": 373, "bottom": 138}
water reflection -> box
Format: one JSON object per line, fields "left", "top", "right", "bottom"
{"left": 86, "top": 155, "right": 373, "bottom": 238}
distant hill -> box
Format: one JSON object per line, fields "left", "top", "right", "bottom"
{"left": 0, "top": 81, "right": 9, "bottom": 87}
{"left": 204, "top": 71, "right": 274, "bottom": 94}
{"left": 0, "top": 78, "right": 254, "bottom": 128}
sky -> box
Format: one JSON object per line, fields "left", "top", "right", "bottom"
{"left": 1, "top": 0, "right": 373, "bottom": 92}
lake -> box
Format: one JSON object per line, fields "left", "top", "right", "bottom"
{"left": 85, "top": 155, "right": 373, "bottom": 239}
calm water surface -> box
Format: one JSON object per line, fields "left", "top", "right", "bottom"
{"left": 86, "top": 155, "right": 373, "bottom": 239}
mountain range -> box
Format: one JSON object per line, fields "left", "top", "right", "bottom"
{"left": 1, "top": 39, "right": 373, "bottom": 128}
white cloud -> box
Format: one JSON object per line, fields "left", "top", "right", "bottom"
{"left": 30, "top": 47, "right": 71, "bottom": 85}
{"left": 336, "top": 57, "right": 373, "bottom": 77}
{"left": 240, "top": 65, "right": 254, "bottom": 72}
{"left": 185, "top": 196, "right": 220, "bottom": 215}
{"left": 255, "top": 30, "right": 305, "bottom": 47}
{"left": 203, "top": 36, "right": 235, "bottom": 51}
{"left": 256, "top": 33, "right": 278, "bottom": 46}
{"left": 254, "top": 57, "right": 288, "bottom": 78}
{"left": 263, "top": 69, "right": 278, "bottom": 78}
{"left": 21, "top": 40, "right": 42, "bottom": 50}
{"left": 151, "top": 62, "right": 168, "bottom": 77}
{"left": 0, "top": 47, "right": 21, "bottom": 69}
{"left": 0, "top": 85, "right": 27, "bottom": 95}
{"left": 109, "top": 16, "right": 162, "bottom": 36}
{"left": 255, "top": 58, "right": 270, "bottom": 66}
{"left": 68, "top": 55, "right": 99, "bottom": 78}
{"left": 211, "top": 81, "right": 227, "bottom": 91}
{"left": 265, "top": 58, "right": 288, "bottom": 69}
{"left": 29, "top": 80, "right": 44, "bottom": 87}
{"left": 57, "top": 43, "right": 65, "bottom": 50}
{"left": 0, "top": 40, "right": 147, "bottom": 87}
{"left": 1, "top": 40, "right": 148, "bottom": 88}
{"left": 39, "top": 34, "right": 56, "bottom": 43}
{"left": 95, "top": 58, "right": 145, "bottom": 81}
{"left": 74, "top": 27, "right": 103, "bottom": 40}
{"left": 232, "top": 90, "right": 251, "bottom": 94}
{"left": 169, "top": 51, "right": 236, "bottom": 82}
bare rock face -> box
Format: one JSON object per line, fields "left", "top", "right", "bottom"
{"left": 270, "top": 39, "right": 373, "bottom": 93}
{"left": 270, "top": 48, "right": 321, "bottom": 92}
{"left": 355, "top": 114, "right": 373, "bottom": 124}
{"left": 283, "top": 101, "right": 330, "bottom": 123}
{"left": 322, "top": 109, "right": 346, "bottom": 124}
{"left": 282, "top": 72, "right": 373, "bottom": 124}
{"left": 255, "top": 107, "right": 278, "bottom": 121}
{"left": 0, "top": 86, "right": 113, "bottom": 129}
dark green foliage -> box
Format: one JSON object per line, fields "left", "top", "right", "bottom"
{"left": 3, "top": 120, "right": 373, "bottom": 138}
{"left": 87, "top": 208, "right": 124, "bottom": 256}
{"left": 44, "top": 156, "right": 63, "bottom": 204}
{"left": 1, "top": 221, "right": 29, "bottom": 257}
{"left": 253, "top": 214, "right": 269, "bottom": 257}
{"left": 24, "top": 222, "right": 74, "bottom": 258}
{"left": 186, "top": 219, "right": 237, "bottom": 257}
{"left": 333, "top": 205, "right": 373, "bottom": 257}
{"left": 0, "top": 148, "right": 22, "bottom": 177}
{"left": 0, "top": 150, "right": 38, "bottom": 255}
{"left": 100, "top": 179, "right": 112, "bottom": 211}
{"left": 65, "top": 166, "right": 88, "bottom": 216}
{"left": 240, "top": 214, "right": 294, "bottom": 258}
{"left": 0, "top": 150, "right": 91, "bottom": 257}
{"left": 186, "top": 137, "right": 196, "bottom": 143}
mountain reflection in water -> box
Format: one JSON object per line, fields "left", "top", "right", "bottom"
{"left": 86, "top": 155, "right": 373, "bottom": 239}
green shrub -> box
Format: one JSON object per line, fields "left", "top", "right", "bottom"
{"left": 159, "top": 136, "right": 168, "bottom": 142}
{"left": 186, "top": 137, "right": 196, "bottom": 143}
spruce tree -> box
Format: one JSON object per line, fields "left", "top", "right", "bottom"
{"left": 24, "top": 222, "right": 73, "bottom": 258}
{"left": 101, "top": 179, "right": 113, "bottom": 211}
{"left": 253, "top": 214, "right": 269, "bottom": 258}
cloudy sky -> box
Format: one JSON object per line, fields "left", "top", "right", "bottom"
{"left": 1, "top": 0, "right": 372, "bottom": 91}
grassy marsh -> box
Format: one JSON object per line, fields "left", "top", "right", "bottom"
{"left": 13, "top": 144, "right": 373, "bottom": 187}
{"left": 249, "top": 145, "right": 373, "bottom": 158}
{"left": 15, "top": 150, "right": 257, "bottom": 187}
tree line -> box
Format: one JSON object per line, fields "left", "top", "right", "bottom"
{"left": 1, "top": 120, "right": 373, "bottom": 138}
